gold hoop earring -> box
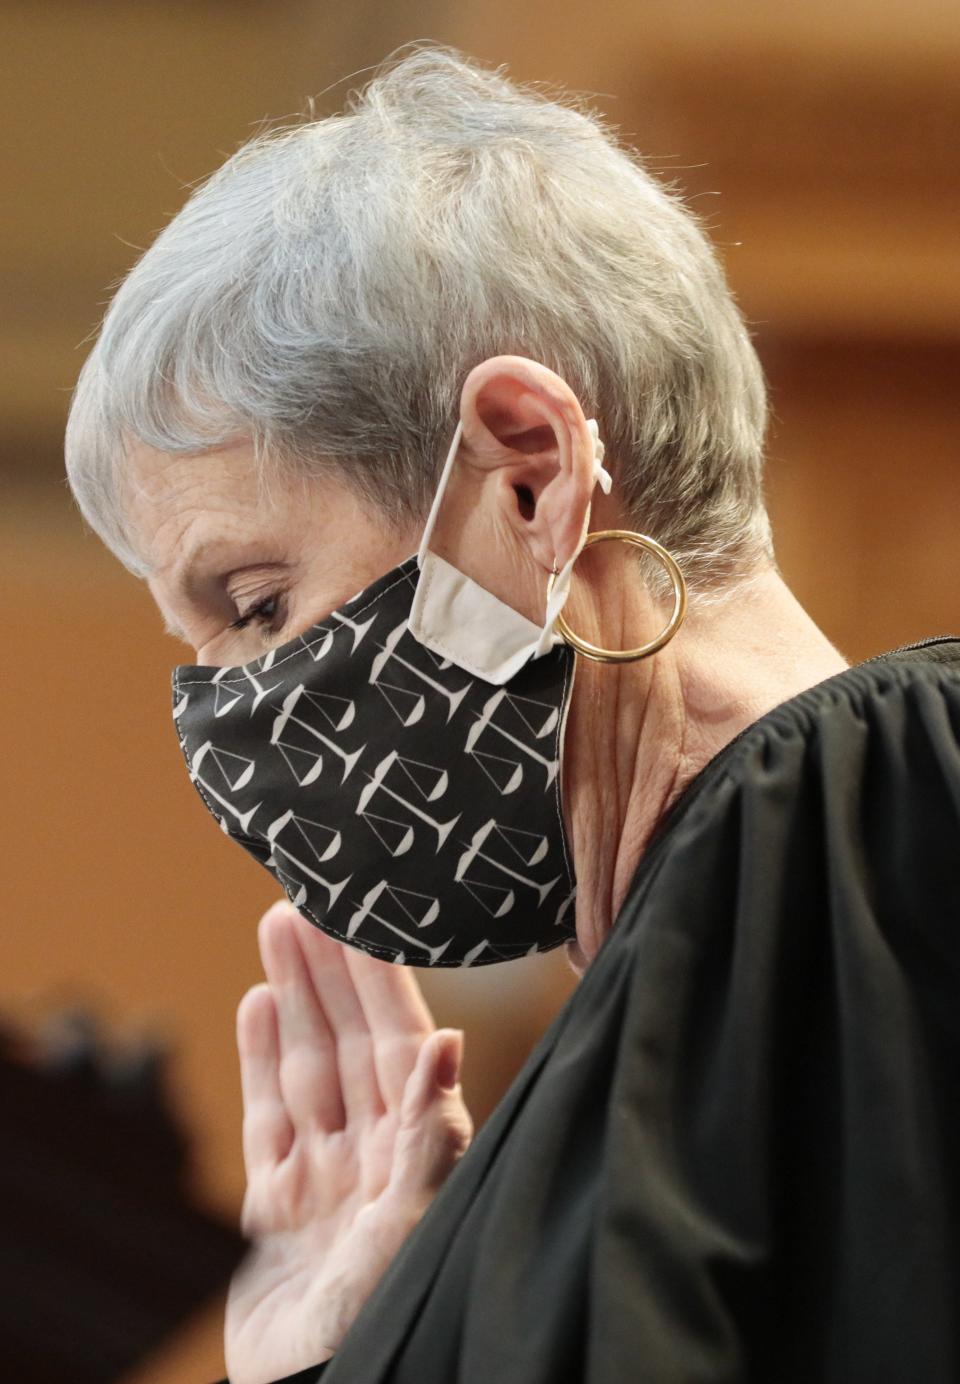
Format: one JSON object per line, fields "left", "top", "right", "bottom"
{"left": 545, "top": 529, "right": 687, "bottom": 664}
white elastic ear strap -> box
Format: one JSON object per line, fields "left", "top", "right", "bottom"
{"left": 586, "top": 418, "right": 613, "bottom": 496}
{"left": 416, "top": 419, "right": 465, "bottom": 568}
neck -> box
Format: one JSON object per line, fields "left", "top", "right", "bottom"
{"left": 562, "top": 565, "right": 848, "bottom": 975}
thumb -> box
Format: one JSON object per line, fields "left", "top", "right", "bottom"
{"left": 399, "top": 1028, "right": 464, "bottom": 1121}
{"left": 390, "top": 1029, "right": 472, "bottom": 1202}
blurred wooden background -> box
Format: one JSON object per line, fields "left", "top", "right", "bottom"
{"left": 1, "top": 2, "right": 957, "bottom": 1379}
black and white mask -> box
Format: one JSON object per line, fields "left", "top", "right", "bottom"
{"left": 171, "top": 421, "right": 612, "bottom": 966}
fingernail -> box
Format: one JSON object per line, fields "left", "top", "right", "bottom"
{"left": 435, "top": 1030, "right": 463, "bottom": 1091}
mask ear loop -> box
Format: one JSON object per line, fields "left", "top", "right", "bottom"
{"left": 416, "top": 420, "right": 464, "bottom": 568}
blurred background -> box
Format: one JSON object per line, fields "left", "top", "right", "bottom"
{"left": 1, "top": 1, "right": 957, "bottom": 1379}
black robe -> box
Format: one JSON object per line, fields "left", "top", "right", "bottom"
{"left": 238, "top": 637, "right": 960, "bottom": 1384}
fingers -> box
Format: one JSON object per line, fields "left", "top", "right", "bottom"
{"left": 342, "top": 945, "right": 435, "bottom": 1109}
{"left": 258, "top": 902, "right": 346, "bottom": 1133}
{"left": 342, "top": 945, "right": 435, "bottom": 1036}
{"left": 390, "top": 1028, "right": 473, "bottom": 1206}
{"left": 281, "top": 908, "right": 386, "bottom": 1125}
{"left": 236, "top": 983, "right": 294, "bottom": 1178}
{"left": 260, "top": 900, "right": 443, "bottom": 1130}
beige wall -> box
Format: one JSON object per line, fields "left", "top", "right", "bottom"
{"left": 1, "top": 4, "right": 957, "bottom": 1379}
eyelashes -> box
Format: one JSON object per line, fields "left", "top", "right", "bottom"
{"left": 229, "top": 593, "right": 285, "bottom": 633}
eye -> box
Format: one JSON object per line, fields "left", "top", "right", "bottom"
{"left": 230, "top": 593, "right": 284, "bottom": 632}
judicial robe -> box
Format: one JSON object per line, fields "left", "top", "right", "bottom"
{"left": 238, "top": 637, "right": 960, "bottom": 1384}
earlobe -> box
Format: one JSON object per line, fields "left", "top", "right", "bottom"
{"left": 459, "top": 355, "right": 597, "bottom": 573}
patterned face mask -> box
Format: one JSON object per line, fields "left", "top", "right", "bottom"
{"left": 171, "top": 420, "right": 612, "bottom": 966}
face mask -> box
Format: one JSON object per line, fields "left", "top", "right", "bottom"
{"left": 172, "top": 421, "right": 612, "bottom": 966}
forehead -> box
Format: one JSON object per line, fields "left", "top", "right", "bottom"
{"left": 122, "top": 436, "right": 334, "bottom": 576}
{"left": 124, "top": 434, "right": 259, "bottom": 519}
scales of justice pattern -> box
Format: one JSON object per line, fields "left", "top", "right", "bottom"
{"left": 172, "top": 557, "right": 578, "bottom": 966}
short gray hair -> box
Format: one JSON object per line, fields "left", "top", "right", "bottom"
{"left": 65, "top": 45, "right": 773, "bottom": 590}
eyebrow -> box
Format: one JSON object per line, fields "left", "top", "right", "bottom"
{"left": 172, "top": 534, "right": 291, "bottom": 589}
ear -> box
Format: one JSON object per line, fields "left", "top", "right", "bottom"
{"left": 459, "top": 355, "right": 598, "bottom": 572}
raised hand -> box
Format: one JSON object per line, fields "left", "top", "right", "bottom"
{"left": 225, "top": 901, "right": 473, "bottom": 1384}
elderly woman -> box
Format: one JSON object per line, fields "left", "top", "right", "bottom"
{"left": 65, "top": 47, "right": 959, "bottom": 1384}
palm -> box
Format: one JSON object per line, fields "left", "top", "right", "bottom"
{"left": 225, "top": 903, "right": 472, "bottom": 1384}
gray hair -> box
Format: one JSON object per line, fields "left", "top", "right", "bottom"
{"left": 65, "top": 45, "right": 773, "bottom": 591}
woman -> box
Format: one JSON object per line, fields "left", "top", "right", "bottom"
{"left": 65, "top": 47, "right": 960, "bottom": 1384}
